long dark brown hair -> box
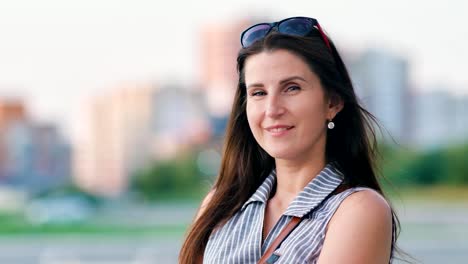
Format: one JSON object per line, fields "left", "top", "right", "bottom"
{"left": 180, "top": 29, "right": 403, "bottom": 263}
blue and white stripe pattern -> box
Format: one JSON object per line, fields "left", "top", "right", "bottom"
{"left": 203, "top": 162, "right": 385, "bottom": 263}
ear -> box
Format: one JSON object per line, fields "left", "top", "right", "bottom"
{"left": 327, "top": 93, "right": 344, "bottom": 120}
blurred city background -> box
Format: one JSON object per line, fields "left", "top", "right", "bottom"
{"left": 1, "top": 0, "right": 467, "bottom": 263}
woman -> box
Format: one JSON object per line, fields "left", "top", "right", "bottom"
{"left": 180, "top": 17, "right": 399, "bottom": 263}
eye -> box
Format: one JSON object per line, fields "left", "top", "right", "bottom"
{"left": 251, "top": 90, "right": 266, "bottom": 97}
{"left": 285, "top": 85, "right": 301, "bottom": 92}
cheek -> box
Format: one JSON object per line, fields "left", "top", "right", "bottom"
{"left": 296, "top": 101, "right": 328, "bottom": 129}
{"left": 246, "top": 102, "right": 262, "bottom": 133}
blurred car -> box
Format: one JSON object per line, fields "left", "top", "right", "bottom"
{"left": 25, "top": 195, "right": 95, "bottom": 225}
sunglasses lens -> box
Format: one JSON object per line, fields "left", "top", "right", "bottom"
{"left": 241, "top": 24, "right": 271, "bottom": 47}
{"left": 278, "top": 18, "right": 314, "bottom": 36}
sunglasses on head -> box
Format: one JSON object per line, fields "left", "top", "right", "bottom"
{"left": 240, "top": 16, "right": 331, "bottom": 50}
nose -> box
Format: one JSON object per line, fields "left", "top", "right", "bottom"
{"left": 265, "top": 94, "right": 286, "bottom": 118}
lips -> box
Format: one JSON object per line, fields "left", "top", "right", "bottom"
{"left": 265, "top": 125, "right": 294, "bottom": 135}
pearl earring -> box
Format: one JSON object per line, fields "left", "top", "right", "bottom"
{"left": 327, "top": 120, "right": 335, "bottom": 129}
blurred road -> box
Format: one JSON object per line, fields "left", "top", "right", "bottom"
{"left": 0, "top": 236, "right": 182, "bottom": 264}
{"left": 394, "top": 201, "right": 468, "bottom": 264}
{"left": 0, "top": 201, "right": 467, "bottom": 263}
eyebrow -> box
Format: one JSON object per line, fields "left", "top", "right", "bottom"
{"left": 246, "top": 76, "right": 307, "bottom": 89}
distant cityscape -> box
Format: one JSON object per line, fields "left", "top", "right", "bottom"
{"left": 0, "top": 19, "right": 467, "bottom": 198}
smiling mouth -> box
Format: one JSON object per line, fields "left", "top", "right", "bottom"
{"left": 265, "top": 126, "right": 294, "bottom": 136}
{"left": 267, "top": 126, "right": 293, "bottom": 132}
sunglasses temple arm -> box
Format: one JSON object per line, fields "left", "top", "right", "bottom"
{"left": 316, "top": 23, "right": 332, "bottom": 50}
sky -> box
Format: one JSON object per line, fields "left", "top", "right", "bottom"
{"left": 0, "top": 0, "right": 467, "bottom": 139}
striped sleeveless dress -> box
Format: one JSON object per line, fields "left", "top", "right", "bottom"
{"left": 203, "top": 162, "right": 393, "bottom": 263}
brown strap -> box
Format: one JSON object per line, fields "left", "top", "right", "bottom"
{"left": 332, "top": 183, "right": 350, "bottom": 195}
{"left": 257, "top": 216, "right": 302, "bottom": 264}
{"left": 257, "top": 183, "right": 350, "bottom": 264}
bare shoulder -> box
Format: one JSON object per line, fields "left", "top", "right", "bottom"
{"left": 195, "top": 189, "right": 216, "bottom": 220}
{"left": 317, "top": 188, "right": 393, "bottom": 264}
{"left": 325, "top": 189, "right": 393, "bottom": 239}
{"left": 337, "top": 188, "right": 392, "bottom": 219}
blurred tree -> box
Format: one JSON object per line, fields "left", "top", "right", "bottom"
{"left": 131, "top": 151, "right": 209, "bottom": 201}
{"left": 379, "top": 143, "right": 468, "bottom": 186}
{"left": 444, "top": 144, "right": 468, "bottom": 184}
{"left": 132, "top": 143, "right": 468, "bottom": 201}
{"left": 407, "top": 149, "right": 448, "bottom": 185}
{"left": 379, "top": 143, "right": 418, "bottom": 186}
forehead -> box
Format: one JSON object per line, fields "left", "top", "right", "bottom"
{"left": 244, "top": 49, "right": 317, "bottom": 85}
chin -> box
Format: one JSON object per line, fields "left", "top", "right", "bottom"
{"left": 264, "top": 148, "right": 297, "bottom": 160}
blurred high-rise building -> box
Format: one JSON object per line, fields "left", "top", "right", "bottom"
{"left": 151, "top": 85, "right": 210, "bottom": 160}
{"left": 4, "top": 122, "right": 71, "bottom": 192}
{"left": 454, "top": 94, "right": 468, "bottom": 143}
{"left": 411, "top": 90, "right": 454, "bottom": 148}
{"left": 74, "top": 83, "right": 210, "bottom": 197}
{"left": 74, "top": 84, "right": 154, "bottom": 197}
{"left": 350, "top": 49, "right": 411, "bottom": 144}
{"left": 0, "top": 99, "right": 26, "bottom": 129}
{"left": 199, "top": 19, "right": 252, "bottom": 136}
{"left": 411, "top": 89, "right": 468, "bottom": 148}
{"left": 0, "top": 98, "right": 70, "bottom": 192}
{"left": 0, "top": 99, "right": 27, "bottom": 180}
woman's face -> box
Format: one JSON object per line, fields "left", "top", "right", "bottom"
{"left": 245, "top": 49, "right": 341, "bottom": 162}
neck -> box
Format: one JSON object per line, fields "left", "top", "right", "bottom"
{"left": 273, "top": 155, "right": 327, "bottom": 201}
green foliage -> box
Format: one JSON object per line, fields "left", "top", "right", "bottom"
{"left": 444, "top": 144, "right": 468, "bottom": 184}
{"left": 131, "top": 143, "right": 468, "bottom": 201}
{"left": 0, "top": 211, "right": 186, "bottom": 236}
{"left": 131, "top": 151, "right": 210, "bottom": 201}
{"left": 407, "top": 149, "right": 448, "bottom": 184}
{"left": 380, "top": 142, "right": 468, "bottom": 187}
{"left": 378, "top": 143, "right": 417, "bottom": 186}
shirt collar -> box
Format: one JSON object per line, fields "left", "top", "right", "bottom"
{"left": 283, "top": 162, "right": 344, "bottom": 217}
{"left": 241, "top": 162, "right": 344, "bottom": 217}
{"left": 241, "top": 170, "right": 276, "bottom": 211}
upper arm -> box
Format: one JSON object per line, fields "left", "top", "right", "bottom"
{"left": 194, "top": 189, "right": 216, "bottom": 221}
{"left": 317, "top": 189, "right": 393, "bottom": 264}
